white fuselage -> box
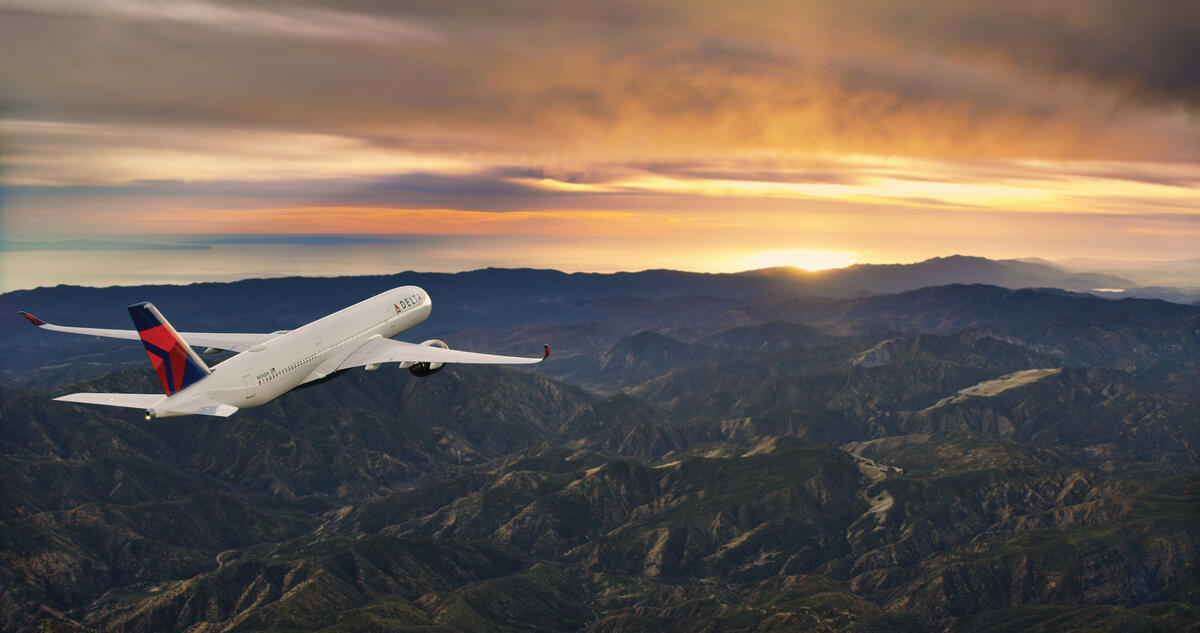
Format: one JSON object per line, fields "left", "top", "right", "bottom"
{"left": 151, "top": 286, "right": 431, "bottom": 417}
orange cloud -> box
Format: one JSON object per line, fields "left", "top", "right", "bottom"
{"left": 128, "top": 206, "right": 685, "bottom": 237}
{"left": 3, "top": 0, "right": 1197, "bottom": 188}
{"left": 2, "top": 0, "right": 1197, "bottom": 271}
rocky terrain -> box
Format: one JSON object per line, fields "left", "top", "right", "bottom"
{"left": 1, "top": 263, "right": 1198, "bottom": 632}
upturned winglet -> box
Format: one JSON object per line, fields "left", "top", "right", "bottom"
{"left": 543, "top": 344, "right": 551, "bottom": 360}
{"left": 19, "top": 311, "right": 46, "bottom": 327}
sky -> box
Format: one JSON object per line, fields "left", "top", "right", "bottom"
{"left": 1, "top": 0, "right": 1198, "bottom": 287}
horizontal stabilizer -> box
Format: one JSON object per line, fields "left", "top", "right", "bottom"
{"left": 54, "top": 393, "right": 238, "bottom": 417}
{"left": 55, "top": 393, "right": 164, "bottom": 409}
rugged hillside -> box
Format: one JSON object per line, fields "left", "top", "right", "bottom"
{"left": 7, "top": 431, "right": 1194, "bottom": 632}
{"left": 2, "top": 275, "right": 1197, "bottom": 632}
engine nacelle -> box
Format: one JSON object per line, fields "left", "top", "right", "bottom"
{"left": 407, "top": 339, "right": 448, "bottom": 377}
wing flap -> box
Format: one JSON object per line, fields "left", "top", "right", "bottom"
{"left": 337, "top": 338, "right": 548, "bottom": 371}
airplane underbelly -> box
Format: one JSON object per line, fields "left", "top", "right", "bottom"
{"left": 233, "top": 378, "right": 298, "bottom": 408}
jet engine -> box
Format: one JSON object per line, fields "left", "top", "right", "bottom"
{"left": 406, "top": 339, "right": 448, "bottom": 377}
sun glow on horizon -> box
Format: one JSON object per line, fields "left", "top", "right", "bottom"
{"left": 741, "top": 249, "right": 858, "bottom": 272}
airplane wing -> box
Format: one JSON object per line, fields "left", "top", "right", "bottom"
{"left": 337, "top": 337, "right": 549, "bottom": 370}
{"left": 19, "top": 312, "right": 275, "bottom": 352}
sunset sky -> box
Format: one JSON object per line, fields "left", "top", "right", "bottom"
{"left": 1, "top": 0, "right": 1198, "bottom": 284}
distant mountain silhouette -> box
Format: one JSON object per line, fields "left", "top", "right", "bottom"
{"left": 0, "top": 254, "right": 1144, "bottom": 329}
{"left": 0, "top": 255, "right": 1168, "bottom": 387}
{"left": 749, "top": 254, "right": 1134, "bottom": 295}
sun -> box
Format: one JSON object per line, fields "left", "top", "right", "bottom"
{"left": 743, "top": 249, "right": 856, "bottom": 272}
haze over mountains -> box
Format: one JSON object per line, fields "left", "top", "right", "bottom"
{"left": 3, "top": 251, "right": 1199, "bottom": 300}
{"left": 1, "top": 256, "right": 1197, "bottom": 632}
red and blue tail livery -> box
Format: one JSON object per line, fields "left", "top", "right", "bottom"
{"left": 128, "top": 302, "right": 211, "bottom": 395}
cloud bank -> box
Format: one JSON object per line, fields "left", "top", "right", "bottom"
{"left": 1, "top": 0, "right": 1197, "bottom": 266}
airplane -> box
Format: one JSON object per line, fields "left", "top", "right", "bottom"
{"left": 18, "top": 286, "right": 549, "bottom": 419}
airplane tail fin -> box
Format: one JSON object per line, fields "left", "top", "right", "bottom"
{"left": 128, "top": 302, "right": 211, "bottom": 395}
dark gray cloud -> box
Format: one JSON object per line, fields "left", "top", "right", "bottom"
{"left": 833, "top": 0, "right": 1200, "bottom": 108}
{"left": 1068, "top": 166, "right": 1200, "bottom": 189}
{"left": 2, "top": 0, "right": 1197, "bottom": 169}
{"left": 0, "top": 238, "right": 209, "bottom": 251}
{"left": 182, "top": 234, "right": 439, "bottom": 245}
{"left": 4, "top": 172, "right": 564, "bottom": 210}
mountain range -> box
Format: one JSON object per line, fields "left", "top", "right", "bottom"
{"left": 1, "top": 256, "right": 1198, "bottom": 632}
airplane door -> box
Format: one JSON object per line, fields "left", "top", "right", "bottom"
{"left": 242, "top": 374, "right": 256, "bottom": 400}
